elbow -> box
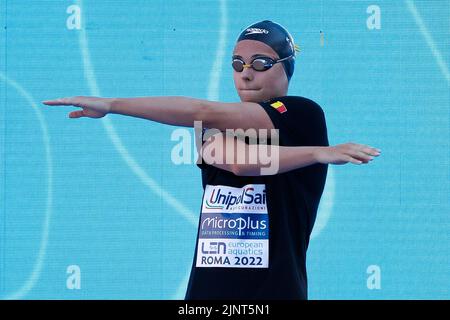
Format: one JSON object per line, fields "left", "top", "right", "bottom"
{"left": 233, "top": 164, "right": 280, "bottom": 177}
{"left": 232, "top": 164, "right": 258, "bottom": 177}
{"left": 231, "top": 164, "right": 246, "bottom": 176}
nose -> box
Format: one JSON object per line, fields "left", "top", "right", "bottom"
{"left": 240, "top": 65, "right": 254, "bottom": 81}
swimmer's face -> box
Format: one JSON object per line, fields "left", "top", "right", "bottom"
{"left": 232, "top": 40, "right": 288, "bottom": 103}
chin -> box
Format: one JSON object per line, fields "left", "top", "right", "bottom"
{"left": 239, "top": 91, "right": 264, "bottom": 103}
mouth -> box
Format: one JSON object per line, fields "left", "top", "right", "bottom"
{"left": 240, "top": 88, "right": 261, "bottom": 91}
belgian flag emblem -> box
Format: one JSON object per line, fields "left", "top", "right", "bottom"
{"left": 270, "top": 101, "right": 287, "bottom": 113}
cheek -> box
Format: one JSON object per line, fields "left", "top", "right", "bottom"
{"left": 233, "top": 70, "right": 244, "bottom": 81}
{"left": 260, "top": 70, "right": 285, "bottom": 90}
{"left": 233, "top": 72, "right": 240, "bottom": 86}
{"left": 272, "top": 64, "right": 287, "bottom": 80}
{"left": 268, "top": 67, "right": 288, "bottom": 88}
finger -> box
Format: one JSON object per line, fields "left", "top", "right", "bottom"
{"left": 353, "top": 146, "right": 380, "bottom": 160}
{"left": 351, "top": 150, "right": 374, "bottom": 162}
{"left": 356, "top": 144, "right": 382, "bottom": 156}
{"left": 362, "top": 145, "right": 382, "bottom": 156}
{"left": 68, "top": 110, "right": 84, "bottom": 118}
{"left": 42, "top": 97, "right": 74, "bottom": 106}
{"left": 350, "top": 157, "right": 363, "bottom": 165}
{"left": 353, "top": 150, "right": 374, "bottom": 161}
{"left": 343, "top": 155, "right": 363, "bottom": 165}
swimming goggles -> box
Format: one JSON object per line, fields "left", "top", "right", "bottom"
{"left": 232, "top": 55, "right": 294, "bottom": 72}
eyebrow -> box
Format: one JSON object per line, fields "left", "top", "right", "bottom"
{"left": 232, "top": 53, "right": 276, "bottom": 60}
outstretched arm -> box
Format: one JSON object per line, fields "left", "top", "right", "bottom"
{"left": 42, "top": 96, "right": 382, "bottom": 175}
{"left": 42, "top": 96, "right": 275, "bottom": 131}
{"left": 199, "top": 131, "right": 381, "bottom": 176}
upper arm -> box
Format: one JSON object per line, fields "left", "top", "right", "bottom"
{"left": 202, "top": 101, "right": 275, "bottom": 132}
{"left": 196, "top": 96, "right": 328, "bottom": 176}
{"left": 256, "top": 96, "right": 329, "bottom": 147}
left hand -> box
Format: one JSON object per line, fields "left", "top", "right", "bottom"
{"left": 42, "top": 96, "right": 114, "bottom": 118}
{"left": 315, "top": 143, "right": 381, "bottom": 165}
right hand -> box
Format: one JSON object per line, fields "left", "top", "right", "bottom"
{"left": 42, "top": 96, "right": 114, "bottom": 119}
{"left": 315, "top": 143, "right": 381, "bottom": 165}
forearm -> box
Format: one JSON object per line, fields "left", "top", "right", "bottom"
{"left": 236, "top": 145, "right": 323, "bottom": 176}
{"left": 110, "top": 96, "right": 208, "bottom": 127}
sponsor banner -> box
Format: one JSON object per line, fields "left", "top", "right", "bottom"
{"left": 196, "top": 239, "right": 269, "bottom": 268}
{"left": 196, "top": 184, "right": 269, "bottom": 268}
{"left": 199, "top": 213, "right": 269, "bottom": 239}
{"left": 203, "top": 184, "right": 267, "bottom": 214}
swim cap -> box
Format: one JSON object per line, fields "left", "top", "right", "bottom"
{"left": 236, "top": 20, "right": 298, "bottom": 81}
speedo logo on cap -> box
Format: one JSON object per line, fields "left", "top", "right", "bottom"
{"left": 245, "top": 28, "right": 269, "bottom": 35}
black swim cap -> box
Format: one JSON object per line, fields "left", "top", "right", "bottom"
{"left": 236, "top": 20, "right": 298, "bottom": 81}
